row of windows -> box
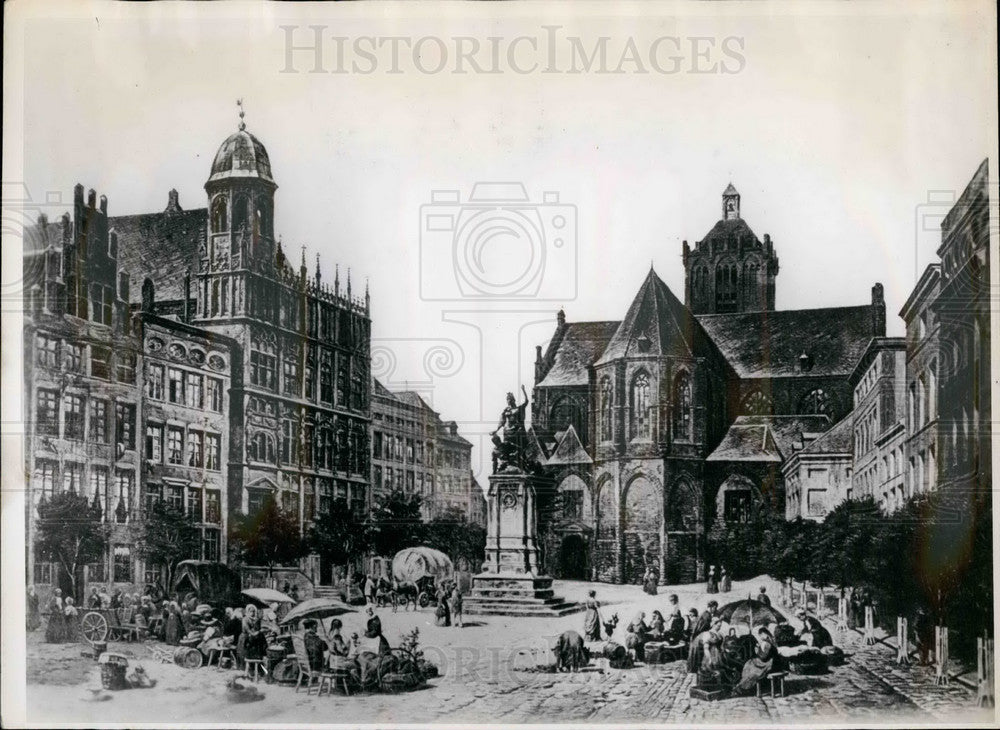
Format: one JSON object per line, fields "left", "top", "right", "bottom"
{"left": 373, "top": 465, "right": 430, "bottom": 494}
{"left": 35, "top": 390, "right": 135, "bottom": 448}
{"left": 143, "top": 483, "right": 222, "bottom": 525}
{"left": 907, "top": 361, "right": 938, "bottom": 431}
{"left": 146, "top": 364, "right": 224, "bottom": 412}
{"left": 246, "top": 482, "right": 364, "bottom": 520}
{"left": 33, "top": 460, "right": 134, "bottom": 523}
{"left": 246, "top": 423, "right": 368, "bottom": 474}
{"left": 372, "top": 432, "right": 431, "bottom": 464}
{"left": 598, "top": 371, "right": 694, "bottom": 444}
{"left": 248, "top": 347, "right": 367, "bottom": 410}
{"left": 145, "top": 424, "right": 221, "bottom": 470}
{"left": 35, "top": 335, "right": 136, "bottom": 383}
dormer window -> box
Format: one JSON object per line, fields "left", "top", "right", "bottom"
{"left": 636, "top": 335, "right": 651, "bottom": 353}
{"left": 798, "top": 352, "right": 813, "bottom": 372}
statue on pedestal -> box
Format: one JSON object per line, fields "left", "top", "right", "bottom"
{"left": 490, "top": 385, "right": 540, "bottom": 474}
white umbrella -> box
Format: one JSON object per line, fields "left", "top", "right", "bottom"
{"left": 241, "top": 587, "right": 295, "bottom": 605}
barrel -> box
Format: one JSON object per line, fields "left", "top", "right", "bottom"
{"left": 173, "top": 646, "right": 203, "bottom": 669}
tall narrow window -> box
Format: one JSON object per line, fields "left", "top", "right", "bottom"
{"left": 211, "top": 196, "right": 228, "bottom": 232}
{"left": 630, "top": 371, "right": 651, "bottom": 440}
{"left": 673, "top": 372, "right": 694, "bottom": 441}
{"left": 599, "top": 377, "right": 613, "bottom": 442}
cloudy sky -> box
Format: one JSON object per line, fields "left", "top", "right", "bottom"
{"left": 5, "top": 0, "right": 997, "bottom": 481}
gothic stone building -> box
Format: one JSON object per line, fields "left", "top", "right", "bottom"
{"left": 23, "top": 116, "right": 371, "bottom": 598}
{"left": 532, "top": 185, "right": 885, "bottom": 585}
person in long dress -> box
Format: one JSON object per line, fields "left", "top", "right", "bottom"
{"left": 582, "top": 590, "right": 602, "bottom": 641}
{"left": 63, "top": 597, "right": 80, "bottom": 642}
{"left": 696, "top": 621, "right": 726, "bottom": 687}
{"left": 435, "top": 592, "right": 451, "bottom": 627}
{"left": 643, "top": 566, "right": 659, "bottom": 596}
{"left": 26, "top": 586, "right": 42, "bottom": 631}
{"left": 720, "top": 568, "right": 732, "bottom": 593}
{"left": 44, "top": 589, "right": 65, "bottom": 643}
{"left": 688, "top": 615, "right": 723, "bottom": 673}
{"left": 165, "top": 602, "right": 183, "bottom": 645}
{"left": 733, "top": 627, "right": 783, "bottom": 695}
{"left": 706, "top": 566, "right": 719, "bottom": 594}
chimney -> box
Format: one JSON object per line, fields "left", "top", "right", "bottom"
{"left": 165, "top": 189, "right": 182, "bottom": 214}
{"left": 871, "top": 282, "right": 886, "bottom": 335}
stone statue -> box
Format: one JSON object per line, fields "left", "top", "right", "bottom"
{"left": 490, "top": 386, "right": 538, "bottom": 473}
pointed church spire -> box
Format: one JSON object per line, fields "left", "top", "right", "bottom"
{"left": 347, "top": 267, "right": 352, "bottom": 298}
{"left": 335, "top": 264, "right": 340, "bottom": 295}
{"left": 315, "top": 254, "right": 322, "bottom": 285}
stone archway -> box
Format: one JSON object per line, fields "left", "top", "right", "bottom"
{"left": 558, "top": 533, "right": 589, "bottom": 580}
{"left": 665, "top": 477, "right": 702, "bottom": 584}
{"left": 621, "top": 475, "right": 663, "bottom": 585}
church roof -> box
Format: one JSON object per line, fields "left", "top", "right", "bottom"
{"left": 706, "top": 415, "right": 830, "bottom": 462}
{"left": 207, "top": 128, "right": 275, "bottom": 187}
{"left": 723, "top": 183, "right": 739, "bottom": 196}
{"left": 594, "top": 269, "right": 696, "bottom": 366}
{"left": 112, "top": 207, "right": 207, "bottom": 304}
{"left": 537, "top": 320, "right": 620, "bottom": 387}
{"left": 696, "top": 305, "right": 877, "bottom": 379}
{"left": 546, "top": 425, "right": 593, "bottom": 465}
{"left": 695, "top": 217, "right": 762, "bottom": 249}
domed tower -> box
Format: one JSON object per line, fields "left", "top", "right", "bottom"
{"left": 196, "top": 101, "right": 277, "bottom": 320}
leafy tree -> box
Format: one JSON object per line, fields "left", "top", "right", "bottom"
{"left": 135, "top": 501, "right": 202, "bottom": 589}
{"left": 35, "top": 491, "right": 108, "bottom": 601}
{"left": 228, "top": 495, "right": 308, "bottom": 580}
{"left": 370, "top": 490, "right": 425, "bottom": 558}
{"left": 307, "top": 499, "right": 371, "bottom": 574}
{"left": 423, "top": 506, "right": 486, "bottom": 569}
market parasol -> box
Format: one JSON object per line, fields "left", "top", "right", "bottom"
{"left": 717, "top": 598, "right": 786, "bottom": 628}
{"left": 241, "top": 587, "right": 296, "bottom": 605}
{"left": 279, "top": 597, "right": 356, "bottom": 626}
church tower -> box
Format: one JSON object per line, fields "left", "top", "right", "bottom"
{"left": 195, "top": 100, "right": 278, "bottom": 322}
{"left": 683, "top": 183, "right": 779, "bottom": 314}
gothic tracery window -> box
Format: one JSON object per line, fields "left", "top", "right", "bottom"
{"left": 211, "top": 197, "right": 228, "bottom": 233}
{"left": 630, "top": 371, "right": 651, "bottom": 440}
{"left": 799, "top": 388, "right": 832, "bottom": 416}
{"left": 672, "top": 371, "right": 693, "bottom": 441}
{"left": 599, "top": 377, "right": 614, "bottom": 443}
{"left": 742, "top": 389, "right": 773, "bottom": 416}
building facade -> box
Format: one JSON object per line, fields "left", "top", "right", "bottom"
{"left": 24, "top": 114, "right": 372, "bottom": 599}
{"left": 532, "top": 185, "right": 885, "bottom": 584}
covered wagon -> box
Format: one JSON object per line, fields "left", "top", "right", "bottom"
{"left": 391, "top": 547, "right": 454, "bottom": 608}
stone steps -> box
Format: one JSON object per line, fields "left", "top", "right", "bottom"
{"left": 463, "top": 598, "right": 584, "bottom": 617}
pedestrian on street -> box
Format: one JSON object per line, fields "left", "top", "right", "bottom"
{"left": 63, "top": 597, "right": 80, "bottom": 642}
{"left": 720, "top": 567, "right": 732, "bottom": 593}
{"left": 450, "top": 586, "right": 464, "bottom": 628}
{"left": 707, "top": 566, "right": 719, "bottom": 594}
{"left": 583, "top": 590, "right": 602, "bottom": 641}
{"left": 757, "top": 586, "right": 771, "bottom": 607}
{"left": 26, "top": 586, "right": 42, "bottom": 632}
{"left": 364, "top": 574, "right": 376, "bottom": 605}
{"left": 44, "top": 589, "right": 65, "bottom": 643}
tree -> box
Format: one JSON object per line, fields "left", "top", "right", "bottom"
{"left": 35, "top": 491, "right": 107, "bottom": 601}
{"left": 423, "top": 506, "right": 486, "bottom": 569}
{"left": 308, "top": 499, "right": 371, "bottom": 575}
{"left": 229, "top": 495, "right": 308, "bottom": 581}
{"left": 370, "top": 490, "right": 425, "bottom": 558}
{"left": 135, "top": 501, "right": 202, "bottom": 589}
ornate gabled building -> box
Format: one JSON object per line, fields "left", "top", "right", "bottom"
{"left": 532, "top": 185, "right": 885, "bottom": 585}
{"left": 24, "top": 109, "right": 372, "bottom": 600}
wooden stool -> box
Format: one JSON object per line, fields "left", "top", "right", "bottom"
{"left": 245, "top": 658, "right": 267, "bottom": 683}
{"left": 756, "top": 671, "right": 787, "bottom": 698}
{"left": 209, "top": 647, "right": 236, "bottom": 670}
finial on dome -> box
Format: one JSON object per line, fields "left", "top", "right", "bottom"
{"left": 237, "top": 98, "right": 246, "bottom": 132}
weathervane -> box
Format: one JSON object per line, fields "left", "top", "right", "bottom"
{"left": 237, "top": 98, "right": 246, "bottom": 131}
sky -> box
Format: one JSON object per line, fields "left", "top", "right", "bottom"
{"left": 4, "top": 0, "right": 997, "bottom": 483}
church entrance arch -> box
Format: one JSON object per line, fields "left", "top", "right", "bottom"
{"left": 665, "top": 478, "right": 702, "bottom": 584}
{"left": 621, "top": 475, "right": 663, "bottom": 585}
{"left": 558, "top": 533, "right": 589, "bottom": 580}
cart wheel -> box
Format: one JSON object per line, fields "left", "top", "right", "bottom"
{"left": 182, "top": 648, "right": 203, "bottom": 669}
{"left": 81, "top": 611, "right": 110, "bottom": 644}
{"left": 418, "top": 593, "right": 430, "bottom": 609}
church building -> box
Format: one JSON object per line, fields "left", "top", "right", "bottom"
{"left": 531, "top": 185, "right": 885, "bottom": 584}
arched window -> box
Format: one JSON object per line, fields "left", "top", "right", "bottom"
{"left": 715, "top": 261, "right": 738, "bottom": 312}
{"left": 630, "top": 371, "right": 651, "bottom": 440}
{"left": 743, "top": 259, "right": 760, "bottom": 308}
{"left": 232, "top": 195, "right": 250, "bottom": 232}
{"left": 799, "top": 388, "right": 832, "bottom": 416}
{"left": 741, "top": 389, "right": 773, "bottom": 416}
{"left": 211, "top": 196, "right": 228, "bottom": 232}
{"left": 551, "top": 398, "right": 584, "bottom": 440}
{"left": 672, "top": 371, "right": 693, "bottom": 441}
{"left": 599, "top": 377, "right": 614, "bottom": 442}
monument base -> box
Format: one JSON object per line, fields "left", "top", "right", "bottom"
{"left": 463, "top": 572, "right": 581, "bottom": 617}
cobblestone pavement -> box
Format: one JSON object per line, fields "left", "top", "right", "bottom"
{"left": 23, "top": 579, "right": 995, "bottom": 725}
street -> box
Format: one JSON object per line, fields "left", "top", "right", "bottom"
{"left": 25, "top": 577, "right": 989, "bottom": 725}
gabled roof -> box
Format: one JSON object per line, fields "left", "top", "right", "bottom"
{"left": 594, "top": 269, "right": 696, "bottom": 366}
{"left": 112, "top": 208, "right": 207, "bottom": 304}
{"left": 696, "top": 304, "right": 877, "bottom": 378}
{"left": 799, "top": 415, "right": 854, "bottom": 456}
{"left": 706, "top": 415, "right": 830, "bottom": 463}
{"left": 723, "top": 182, "right": 739, "bottom": 196}
{"left": 537, "top": 321, "right": 619, "bottom": 387}
{"left": 546, "top": 425, "right": 593, "bottom": 465}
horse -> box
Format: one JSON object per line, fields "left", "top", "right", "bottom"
{"left": 393, "top": 582, "right": 419, "bottom": 611}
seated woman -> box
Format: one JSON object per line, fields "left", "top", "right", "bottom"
{"left": 625, "top": 612, "right": 649, "bottom": 661}
{"left": 696, "top": 624, "right": 726, "bottom": 689}
{"left": 732, "top": 627, "right": 784, "bottom": 695}
{"left": 666, "top": 611, "right": 688, "bottom": 645}
{"left": 647, "top": 611, "right": 666, "bottom": 641}
{"left": 797, "top": 609, "right": 833, "bottom": 649}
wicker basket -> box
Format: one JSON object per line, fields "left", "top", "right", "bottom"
{"left": 100, "top": 663, "right": 128, "bottom": 690}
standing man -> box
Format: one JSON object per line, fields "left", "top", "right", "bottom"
{"left": 363, "top": 574, "right": 376, "bottom": 605}
{"left": 302, "top": 619, "right": 329, "bottom": 672}
{"left": 450, "top": 585, "right": 464, "bottom": 628}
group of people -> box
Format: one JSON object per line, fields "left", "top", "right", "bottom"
{"left": 30, "top": 587, "right": 80, "bottom": 643}
{"left": 433, "top": 581, "right": 464, "bottom": 628}
{"left": 705, "top": 566, "right": 732, "bottom": 594}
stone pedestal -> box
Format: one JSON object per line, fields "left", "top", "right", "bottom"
{"left": 464, "top": 470, "right": 580, "bottom": 617}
